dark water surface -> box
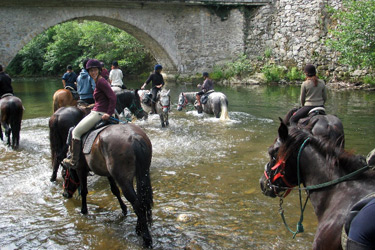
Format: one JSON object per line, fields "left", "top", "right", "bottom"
{"left": 1, "top": 78, "right": 374, "bottom": 249}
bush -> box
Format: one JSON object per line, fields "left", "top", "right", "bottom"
{"left": 210, "top": 54, "right": 252, "bottom": 81}
{"left": 362, "top": 75, "right": 375, "bottom": 85}
{"left": 286, "top": 67, "right": 305, "bottom": 81}
{"left": 262, "top": 64, "right": 285, "bottom": 83}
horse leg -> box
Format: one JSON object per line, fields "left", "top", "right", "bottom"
{"left": 107, "top": 176, "right": 128, "bottom": 216}
{"left": 3, "top": 123, "right": 11, "bottom": 146}
{"left": 118, "top": 178, "right": 152, "bottom": 248}
{"left": 77, "top": 163, "right": 89, "bottom": 214}
{"left": 165, "top": 113, "right": 169, "bottom": 127}
{"left": 0, "top": 122, "right": 3, "bottom": 141}
{"left": 159, "top": 114, "right": 165, "bottom": 127}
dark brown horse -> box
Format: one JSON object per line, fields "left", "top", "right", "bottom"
{"left": 63, "top": 123, "right": 153, "bottom": 248}
{"left": 49, "top": 89, "right": 147, "bottom": 182}
{"left": 0, "top": 95, "right": 23, "bottom": 149}
{"left": 259, "top": 121, "right": 375, "bottom": 250}
{"left": 52, "top": 88, "right": 77, "bottom": 112}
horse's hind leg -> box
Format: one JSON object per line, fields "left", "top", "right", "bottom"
{"left": 118, "top": 178, "right": 152, "bottom": 248}
{"left": 107, "top": 176, "right": 128, "bottom": 216}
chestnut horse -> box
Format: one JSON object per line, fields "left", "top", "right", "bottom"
{"left": 259, "top": 121, "right": 375, "bottom": 249}
{"left": 52, "top": 88, "right": 77, "bottom": 112}
{"left": 0, "top": 95, "right": 23, "bottom": 149}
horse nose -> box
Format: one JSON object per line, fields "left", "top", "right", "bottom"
{"left": 163, "top": 107, "right": 169, "bottom": 113}
{"left": 177, "top": 106, "right": 182, "bottom": 111}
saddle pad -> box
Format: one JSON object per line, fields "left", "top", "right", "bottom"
{"left": 82, "top": 125, "right": 109, "bottom": 154}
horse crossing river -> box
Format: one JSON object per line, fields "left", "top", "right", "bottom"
{"left": 1, "top": 78, "right": 374, "bottom": 249}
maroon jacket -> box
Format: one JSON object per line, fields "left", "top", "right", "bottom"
{"left": 92, "top": 77, "right": 116, "bottom": 116}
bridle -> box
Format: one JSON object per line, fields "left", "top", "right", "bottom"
{"left": 264, "top": 137, "right": 373, "bottom": 238}
{"left": 177, "top": 93, "right": 188, "bottom": 109}
{"left": 129, "top": 98, "right": 145, "bottom": 117}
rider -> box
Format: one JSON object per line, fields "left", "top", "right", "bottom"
{"left": 62, "top": 59, "right": 117, "bottom": 169}
{"left": 141, "top": 64, "right": 165, "bottom": 114}
{"left": 0, "top": 64, "right": 13, "bottom": 98}
{"left": 77, "top": 58, "right": 96, "bottom": 104}
{"left": 62, "top": 65, "right": 78, "bottom": 90}
{"left": 196, "top": 72, "right": 214, "bottom": 106}
{"left": 109, "top": 61, "right": 124, "bottom": 92}
{"left": 347, "top": 198, "right": 375, "bottom": 249}
{"left": 290, "top": 64, "right": 327, "bottom": 125}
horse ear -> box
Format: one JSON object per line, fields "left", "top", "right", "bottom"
{"left": 166, "top": 89, "right": 170, "bottom": 95}
{"left": 278, "top": 117, "right": 288, "bottom": 142}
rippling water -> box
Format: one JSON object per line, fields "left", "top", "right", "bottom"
{"left": 0, "top": 78, "right": 374, "bottom": 249}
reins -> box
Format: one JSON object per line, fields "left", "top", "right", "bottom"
{"left": 279, "top": 137, "right": 310, "bottom": 238}
{"left": 276, "top": 137, "right": 373, "bottom": 238}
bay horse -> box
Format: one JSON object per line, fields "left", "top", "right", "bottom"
{"left": 0, "top": 95, "right": 23, "bottom": 149}
{"left": 52, "top": 88, "right": 77, "bottom": 112}
{"left": 49, "top": 89, "right": 147, "bottom": 182}
{"left": 177, "top": 91, "right": 229, "bottom": 120}
{"left": 259, "top": 121, "right": 375, "bottom": 250}
{"left": 63, "top": 123, "right": 153, "bottom": 248}
{"left": 138, "top": 89, "right": 170, "bottom": 127}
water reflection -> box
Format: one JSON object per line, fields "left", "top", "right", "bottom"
{"left": 0, "top": 78, "right": 374, "bottom": 249}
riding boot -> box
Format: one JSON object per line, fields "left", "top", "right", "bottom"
{"left": 62, "top": 139, "right": 81, "bottom": 169}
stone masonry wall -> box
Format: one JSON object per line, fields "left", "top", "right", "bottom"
{"left": 245, "top": 0, "right": 343, "bottom": 74}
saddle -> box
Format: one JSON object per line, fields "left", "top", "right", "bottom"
{"left": 201, "top": 90, "right": 215, "bottom": 105}
{"left": 341, "top": 193, "right": 375, "bottom": 249}
{"left": 65, "top": 86, "right": 79, "bottom": 100}
{"left": 0, "top": 93, "right": 14, "bottom": 99}
{"left": 298, "top": 107, "right": 326, "bottom": 127}
{"left": 66, "top": 120, "right": 118, "bottom": 155}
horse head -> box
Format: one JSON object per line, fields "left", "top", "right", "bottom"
{"left": 132, "top": 90, "right": 148, "bottom": 119}
{"left": 159, "top": 89, "right": 170, "bottom": 114}
{"left": 62, "top": 167, "right": 80, "bottom": 198}
{"left": 177, "top": 92, "right": 186, "bottom": 111}
{"left": 260, "top": 120, "right": 303, "bottom": 198}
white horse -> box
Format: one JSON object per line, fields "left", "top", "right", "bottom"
{"left": 139, "top": 89, "right": 171, "bottom": 127}
{"left": 177, "top": 91, "right": 229, "bottom": 120}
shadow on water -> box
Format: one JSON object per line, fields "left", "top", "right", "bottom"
{"left": 0, "top": 78, "right": 374, "bottom": 249}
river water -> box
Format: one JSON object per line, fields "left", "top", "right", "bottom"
{"left": 1, "top": 78, "right": 374, "bottom": 250}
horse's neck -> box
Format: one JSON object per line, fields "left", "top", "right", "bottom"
{"left": 184, "top": 92, "right": 196, "bottom": 103}
{"left": 300, "top": 148, "right": 374, "bottom": 218}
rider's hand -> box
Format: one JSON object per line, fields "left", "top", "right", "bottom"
{"left": 141, "top": 83, "right": 146, "bottom": 90}
{"left": 102, "top": 113, "right": 110, "bottom": 120}
{"left": 197, "top": 84, "right": 201, "bottom": 88}
{"left": 156, "top": 84, "right": 162, "bottom": 89}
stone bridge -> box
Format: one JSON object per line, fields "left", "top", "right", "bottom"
{"left": 0, "top": 0, "right": 271, "bottom": 75}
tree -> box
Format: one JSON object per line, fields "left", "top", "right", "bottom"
{"left": 326, "top": 0, "right": 375, "bottom": 69}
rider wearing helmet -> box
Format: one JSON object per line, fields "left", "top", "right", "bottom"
{"left": 141, "top": 64, "right": 165, "bottom": 114}
{"left": 62, "top": 59, "right": 117, "bottom": 169}
{"left": 76, "top": 58, "right": 96, "bottom": 104}
{"left": 0, "top": 64, "right": 13, "bottom": 98}
{"left": 290, "top": 64, "right": 327, "bottom": 125}
{"left": 196, "top": 72, "right": 214, "bottom": 107}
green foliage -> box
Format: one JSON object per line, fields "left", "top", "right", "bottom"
{"left": 264, "top": 48, "right": 272, "bottom": 59}
{"left": 210, "top": 54, "right": 252, "bottom": 81}
{"left": 326, "top": 0, "right": 375, "bottom": 69}
{"left": 286, "top": 67, "right": 305, "bottom": 81}
{"left": 262, "top": 64, "right": 285, "bottom": 83}
{"left": 362, "top": 75, "right": 375, "bottom": 85}
{"left": 8, "top": 21, "right": 153, "bottom": 76}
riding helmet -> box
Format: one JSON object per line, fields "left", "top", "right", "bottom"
{"left": 203, "top": 72, "right": 209, "bottom": 77}
{"left": 304, "top": 64, "right": 316, "bottom": 77}
{"left": 154, "top": 64, "right": 163, "bottom": 71}
{"left": 86, "top": 59, "right": 102, "bottom": 71}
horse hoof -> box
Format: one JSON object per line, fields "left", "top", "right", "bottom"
{"left": 50, "top": 175, "right": 57, "bottom": 182}
{"left": 143, "top": 238, "right": 153, "bottom": 249}
{"left": 81, "top": 208, "right": 88, "bottom": 214}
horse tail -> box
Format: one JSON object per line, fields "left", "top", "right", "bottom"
{"left": 8, "top": 99, "right": 23, "bottom": 148}
{"left": 219, "top": 96, "right": 229, "bottom": 120}
{"left": 49, "top": 114, "right": 67, "bottom": 167}
{"left": 133, "top": 139, "right": 153, "bottom": 225}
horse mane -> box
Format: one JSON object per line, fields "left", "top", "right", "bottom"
{"left": 278, "top": 127, "right": 366, "bottom": 174}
